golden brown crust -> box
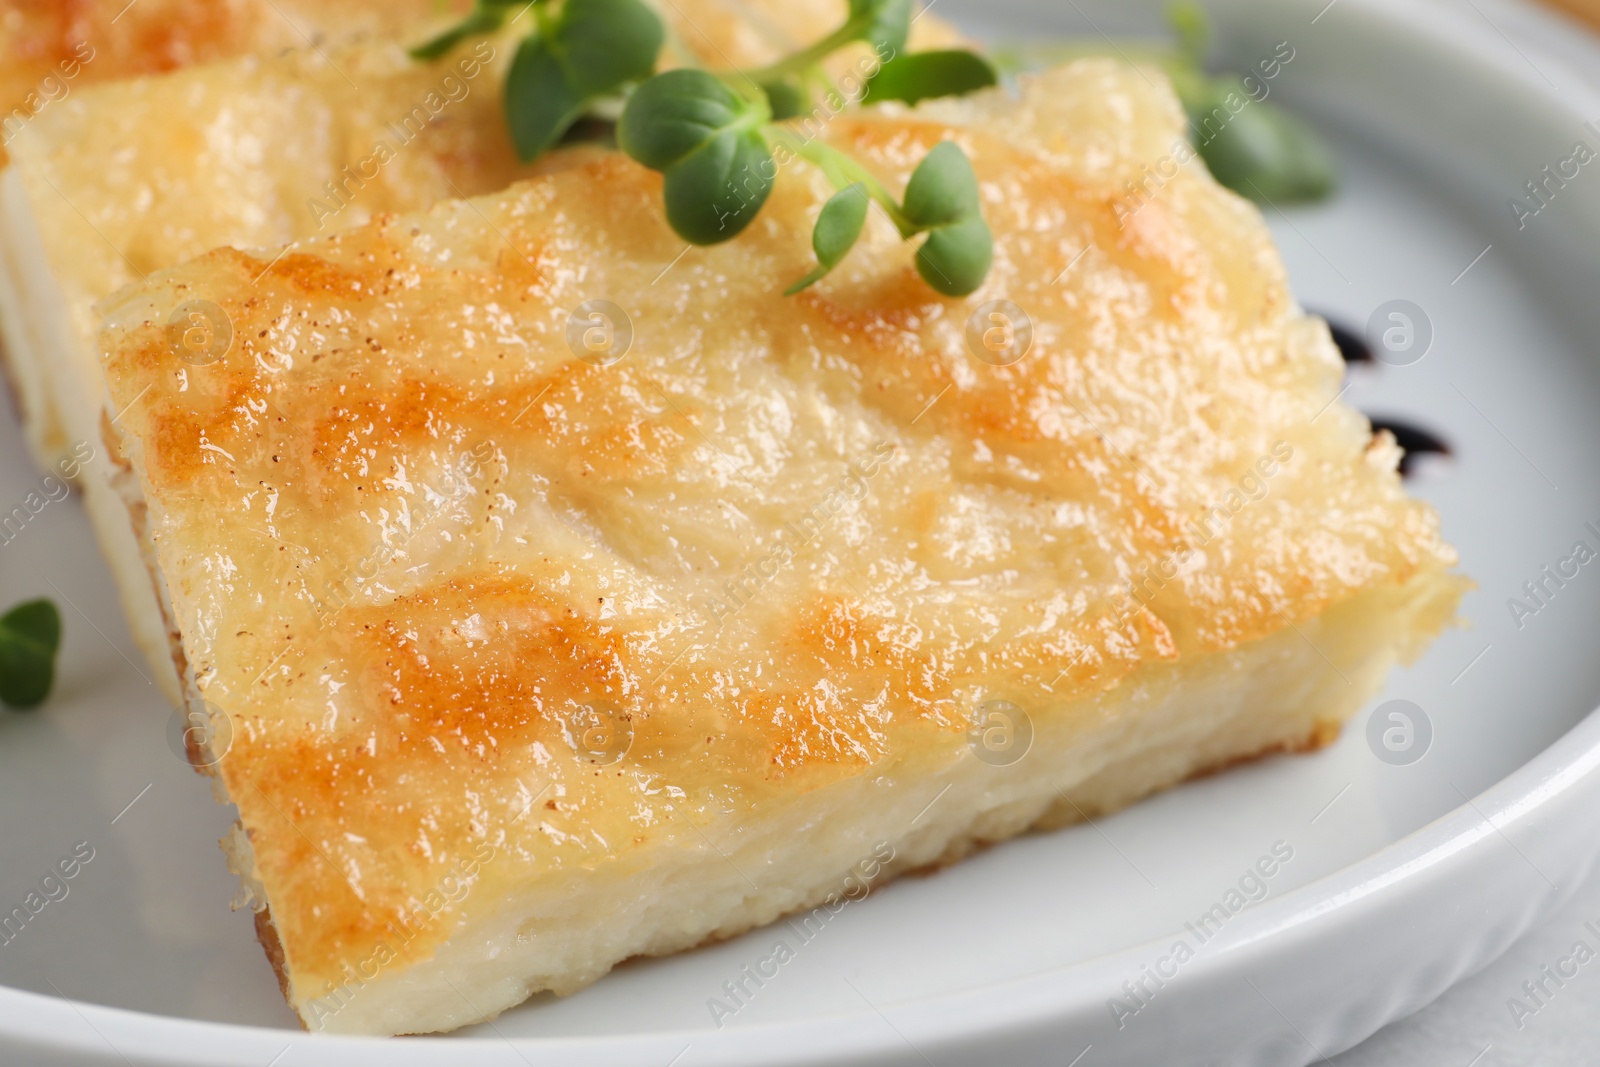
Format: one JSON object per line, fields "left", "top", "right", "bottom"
{"left": 1180, "top": 717, "right": 1343, "bottom": 785}
{"left": 1540, "top": 0, "right": 1600, "bottom": 29}
{"left": 253, "top": 905, "right": 301, "bottom": 1028}
{"left": 98, "top": 61, "right": 1459, "bottom": 1009}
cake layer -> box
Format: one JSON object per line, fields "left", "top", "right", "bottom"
{"left": 96, "top": 56, "right": 1464, "bottom": 1032}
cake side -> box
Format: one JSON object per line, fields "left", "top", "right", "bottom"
{"left": 97, "top": 59, "right": 1464, "bottom": 1033}
{"left": 273, "top": 563, "right": 1459, "bottom": 1036}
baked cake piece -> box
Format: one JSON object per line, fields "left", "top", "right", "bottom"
{"left": 0, "top": 0, "right": 942, "bottom": 701}
{"left": 97, "top": 58, "right": 1463, "bottom": 1035}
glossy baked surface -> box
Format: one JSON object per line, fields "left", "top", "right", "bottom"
{"left": 0, "top": 0, "right": 472, "bottom": 131}
{"left": 98, "top": 59, "right": 1456, "bottom": 1003}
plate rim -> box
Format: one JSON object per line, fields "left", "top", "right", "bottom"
{"left": 5, "top": 0, "right": 1599, "bottom": 1062}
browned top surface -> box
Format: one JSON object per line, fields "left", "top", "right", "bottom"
{"left": 98, "top": 60, "right": 1455, "bottom": 999}
{"left": 0, "top": 0, "right": 472, "bottom": 121}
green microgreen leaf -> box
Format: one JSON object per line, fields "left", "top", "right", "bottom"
{"left": 1188, "top": 80, "right": 1334, "bottom": 203}
{"left": 902, "top": 140, "right": 981, "bottom": 229}
{"left": 662, "top": 127, "right": 776, "bottom": 244}
{"left": 786, "top": 183, "right": 871, "bottom": 294}
{"left": 851, "top": 0, "right": 914, "bottom": 55}
{"left": 990, "top": 5, "right": 1336, "bottom": 209}
{"left": 505, "top": 35, "right": 585, "bottom": 160}
{"left": 618, "top": 69, "right": 759, "bottom": 169}
{"left": 916, "top": 212, "right": 992, "bottom": 296}
{"left": 900, "top": 142, "right": 990, "bottom": 296}
{"left": 1160, "top": 5, "right": 1333, "bottom": 205}
{"left": 863, "top": 49, "right": 997, "bottom": 105}
{"left": 558, "top": 0, "right": 665, "bottom": 97}
{"left": 502, "top": 0, "right": 663, "bottom": 160}
{"left": 620, "top": 70, "right": 777, "bottom": 244}
{"left": 0, "top": 599, "right": 62, "bottom": 710}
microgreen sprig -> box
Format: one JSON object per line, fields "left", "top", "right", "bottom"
{"left": 0, "top": 599, "right": 62, "bottom": 710}
{"left": 615, "top": 0, "right": 995, "bottom": 295}
{"left": 862, "top": 49, "right": 997, "bottom": 105}
{"left": 412, "top": 0, "right": 1001, "bottom": 296}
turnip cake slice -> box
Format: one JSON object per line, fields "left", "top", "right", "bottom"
{"left": 96, "top": 58, "right": 1464, "bottom": 1035}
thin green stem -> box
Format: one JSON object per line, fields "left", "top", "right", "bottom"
{"left": 766, "top": 127, "right": 914, "bottom": 236}
{"left": 744, "top": 21, "right": 863, "bottom": 82}
{"left": 803, "top": 63, "right": 845, "bottom": 108}
{"left": 410, "top": 6, "right": 506, "bottom": 60}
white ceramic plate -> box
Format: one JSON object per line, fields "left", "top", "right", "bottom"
{"left": 4, "top": 0, "right": 1600, "bottom": 1063}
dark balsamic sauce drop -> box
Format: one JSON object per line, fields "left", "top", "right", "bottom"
{"left": 1318, "top": 314, "right": 1454, "bottom": 481}
{"left": 1324, "top": 316, "right": 1373, "bottom": 364}
{"left": 1366, "top": 417, "right": 1453, "bottom": 478}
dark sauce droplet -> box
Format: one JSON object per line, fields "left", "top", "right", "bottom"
{"left": 1366, "top": 416, "right": 1453, "bottom": 478}
{"left": 1323, "top": 316, "right": 1373, "bottom": 364}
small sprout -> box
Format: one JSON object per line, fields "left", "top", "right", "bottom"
{"left": 864, "top": 50, "right": 997, "bottom": 105}
{"left": 787, "top": 184, "right": 871, "bottom": 294}
{"left": 414, "top": 0, "right": 997, "bottom": 295}
{"left": 0, "top": 599, "right": 62, "bottom": 710}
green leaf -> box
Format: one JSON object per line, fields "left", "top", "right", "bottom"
{"left": 662, "top": 128, "right": 776, "bottom": 244}
{"left": 505, "top": 35, "right": 585, "bottom": 161}
{"left": 786, "top": 183, "right": 871, "bottom": 294}
{"left": 901, "top": 140, "right": 981, "bottom": 230}
{"left": 619, "top": 70, "right": 777, "bottom": 245}
{"left": 619, "top": 70, "right": 760, "bottom": 170}
{"left": 557, "top": 0, "right": 665, "bottom": 97}
{"left": 0, "top": 599, "right": 61, "bottom": 710}
{"left": 1188, "top": 81, "right": 1335, "bottom": 203}
{"left": 850, "top": 0, "right": 914, "bottom": 54}
{"left": 916, "top": 213, "right": 992, "bottom": 297}
{"left": 502, "top": 0, "right": 664, "bottom": 161}
{"left": 863, "top": 50, "right": 997, "bottom": 105}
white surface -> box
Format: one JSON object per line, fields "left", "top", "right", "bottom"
{"left": 1334, "top": 858, "right": 1600, "bottom": 1066}
{"left": 1337, "top": 0, "right": 1600, "bottom": 1061}
{"left": 3, "top": 0, "right": 1600, "bottom": 1063}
